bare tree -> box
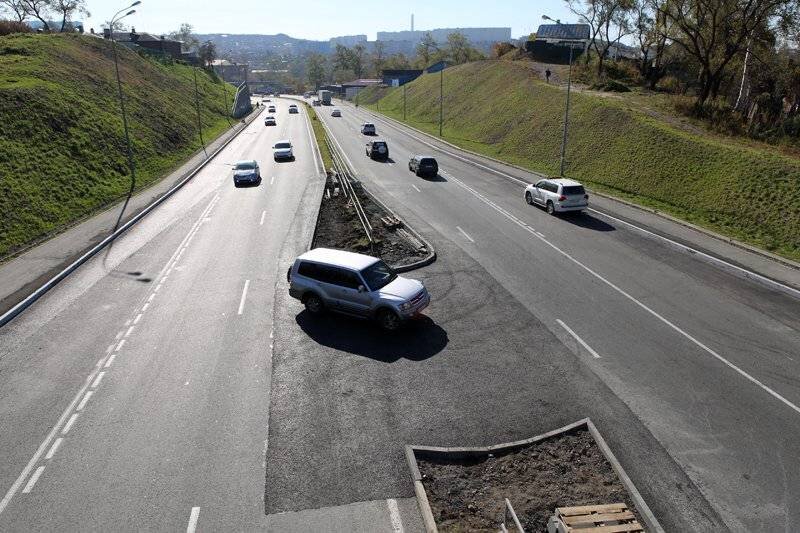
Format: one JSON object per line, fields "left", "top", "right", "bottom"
{"left": 52, "top": 0, "right": 89, "bottom": 32}
{"left": 372, "top": 40, "right": 386, "bottom": 77}
{"left": 568, "top": 0, "right": 635, "bottom": 75}
{"left": 198, "top": 40, "right": 216, "bottom": 68}
{"left": 659, "top": 0, "right": 794, "bottom": 103}
{"left": 415, "top": 31, "right": 438, "bottom": 67}
{"left": 19, "top": 0, "right": 51, "bottom": 31}
{"left": 169, "top": 23, "right": 199, "bottom": 52}
{"left": 0, "top": 0, "right": 27, "bottom": 22}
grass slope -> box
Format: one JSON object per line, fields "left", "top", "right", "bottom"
{"left": 0, "top": 33, "right": 237, "bottom": 258}
{"left": 304, "top": 103, "right": 332, "bottom": 171}
{"left": 359, "top": 61, "right": 800, "bottom": 261}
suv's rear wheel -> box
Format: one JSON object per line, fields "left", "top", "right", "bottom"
{"left": 377, "top": 309, "right": 401, "bottom": 332}
{"left": 304, "top": 293, "right": 324, "bottom": 315}
{"left": 525, "top": 192, "right": 534, "bottom": 205}
{"left": 546, "top": 201, "right": 556, "bottom": 215}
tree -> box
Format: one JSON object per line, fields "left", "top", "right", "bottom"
{"left": 658, "top": 0, "right": 795, "bottom": 103}
{"left": 445, "top": 31, "right": 484, "bottom": 64}
{"left": 351, "top": 42, "right": 366, "bottom": 77}
{"left": 51, "top": 0, "right": 89, "bottom": 32}
{"left": 0, "top": 0, "right": 27, "bottom": 22}
{"left": 415, "top": 31, "right": 438, "bottom": 67}
{"left": 384, "top": 53, "right": 411, "bottom": 70}
{"left": 198, "top": 40, "right": 216, "bottom": 68}
{"left": 169, "top": 23, "right": 199, "bottom": 52}
{"left": 306, "top": 52, "right": 327, "bottom": 88}
{"left": 567, "top": 0, "right": 635, "bottom": 75}
{"left": 19, "top": 0, "right": 51, "bottom": 31}
{"left": 492, "top": 41, "right": 517, "bottom": 58}
{"left": 372, "top": 40, "right": 386, "bottom": 77}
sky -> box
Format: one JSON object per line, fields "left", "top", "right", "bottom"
{"left": 80, "top": 0, "right": 575, "bottom": 41}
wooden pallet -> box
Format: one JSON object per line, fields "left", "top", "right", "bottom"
{"left": 547, "top": 503, "right": 644, "bottom": 533}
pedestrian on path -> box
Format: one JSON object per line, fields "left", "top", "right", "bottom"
{"left": 545, "top": 69, "right": 552, "bottom": 83}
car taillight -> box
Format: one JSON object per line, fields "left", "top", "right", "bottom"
{"left": 558, "top": 195, "right": 567, "bottom": 201}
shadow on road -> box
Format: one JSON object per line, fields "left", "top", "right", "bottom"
{"left": 423, "top": 173, "right": 448, "bottom": 182}
{"left": 562, "top": 212, "right": 615, "bottom": 232}
{"left": 295, "top": 310, "right": 448, "bottom": 362}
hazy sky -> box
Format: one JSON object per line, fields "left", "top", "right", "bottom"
{"left": 80, "top": 0, "right": 575, "bottom": 40}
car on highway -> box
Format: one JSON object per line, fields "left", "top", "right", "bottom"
{"left": 312, "top": 99, "right": 321, "bottom": 106}
{"left": 366, "top": 140, "right": 389, "bottom": 160}
{"left": 289, "top": 106, "right": 299, "bottom": 114}
{"left": 524, "top": 178, "right": 589, "bottom": 214}
{"left": 408, "top": 155, "right": 438, "bottom": 178}
{"left": 287, "top": 248, "right": 430, "bottom": 331}
{"left": 264, "top": 115, "right": 276, "bottom": 126}
{"left": 361, "top": 123, "right": 376, "bottom": 135}
{"left": 268, "top": 105, "right": 276, "bottom": 113}
{"left": 331, "top": 108, "right": 341, "bottom": 117}
{"left": 232, "top": 159, "right": 261, "bottom": 186}
{"left": 273, "top": 140, "right": 294, "bottom": 161}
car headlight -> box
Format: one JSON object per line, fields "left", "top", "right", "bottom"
{"left": 400, "top": 302, "right": 413, "bottom": 311}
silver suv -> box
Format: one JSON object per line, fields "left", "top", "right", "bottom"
{"left": 288, "top": 248, "right": 430, "bottom": 331}
{"left": 524, "top": 178, "right": 589, "bottom": 214}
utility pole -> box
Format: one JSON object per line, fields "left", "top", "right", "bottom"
{"left": 560, "top": 43, "right": 573, "bottom": 177}
{"left": 193, "top": 66, "right": 208, "bottom": 158}
{"left": 403, "top": 83, "right": 407, "bottom": 121}
{"left": 439, "top": 68, "right": 443, "bottom": 136}
{"left": 219, "top": 69, "right": 233, "bottom": 126}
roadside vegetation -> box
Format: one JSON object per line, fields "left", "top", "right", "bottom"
{"left": 357, "top": 61, "right": 800, "bottom": 260}
{"left": 0, "top": 33, "right": 236, "bottom": 259}
{"left": 303, "top": 103, "right": 333, "bottom": 171}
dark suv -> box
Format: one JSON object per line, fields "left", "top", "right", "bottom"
{"left": 366, "top": 140, "right": 389, "bottom": 160}
{"left": 408, "top": 155, "right": 438, "bottom": 177}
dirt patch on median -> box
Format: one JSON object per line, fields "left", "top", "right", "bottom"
{"left": 418, "top": 428, "right": 643, "bottom": 532}
{"left": 312, "top": 174, "right": 429, "bottom": 269}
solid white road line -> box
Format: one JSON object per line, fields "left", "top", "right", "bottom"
{"left": 270, "top": 176, "right": 275, "bottom": 185}
{"left": 456, "top": 226, "right": 475, "bottom": 243}
{"left": 124, "top": 326, "right": 135, "bottom": 338}
{"left": 77, "top": 390, "right": 94, "bottom": 411}
{"left": 115, "top": 339, "right": 125, "bottom": 352}
{"left": 447, "top": 173, "right": 800, "bottom": 416}
{"left": 133, "top": 313, "right": 142, "bottom": 325}
{"left": 411, "top": 184, "right": 421, "bottom": 193}
{"left": 91, "top": 372, "right": 105, "bottom": 389}
{"left": 260, "top": 210, "right": 266, "bottom": 225}
{"left": 61, "top": 413, "right": 78, "bottom": 435}
{"left": 556, "top": 320, "right": 601, "bottom": 359}
{"left": 45, "top": 438, "right": 63, "bottom": 460}
{"left": 21, "top": 467, "right": 45, "bottom": 494}
{"left": 238, "top": 279, "right": 251, "bottom": 315}
{"left": 186, "top": 507, "right": 201, "bottom": 533}
{"left": 386, "top": 499, "right": 404, "bottom": 533}
{"left": 141, "top": 302, "right": 150, "bottom": 312}
{"left": 104, "top": 353, "right": 117, "bottom": 368}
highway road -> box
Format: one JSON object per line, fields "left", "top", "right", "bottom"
{"left": 0, "top": 99, "right": 330, "bottom": 531}
{"left": 307, "top": 100, "right": 800, "bottom": 532}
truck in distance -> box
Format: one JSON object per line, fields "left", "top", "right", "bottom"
{"left": 318, "top": 90, "right": 332, "bottom": 105}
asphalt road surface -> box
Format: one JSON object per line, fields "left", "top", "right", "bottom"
{"left": 0, "top": 100, "right": 326, "bottom": 531}
{"left": 305, "top": 100, "right": 800, "bottom": 532}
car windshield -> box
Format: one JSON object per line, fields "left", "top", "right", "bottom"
{"left": 235, "top": 162, "right": 255, "bottom": 170}
{"left": 274, "top": 142, "right": 291, "bottom": 149}
{"left": 562, "top": 185, "right": 586, "bottom": 195}
{"left": 360, "top": 260, "right": 397, "bottom": 291}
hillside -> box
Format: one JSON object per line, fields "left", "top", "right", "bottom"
{"left": 358, "top": 61, "right": 800, "bottom": 261}
{"left": 0, "top": 33, "right": 237, "bottom": 258}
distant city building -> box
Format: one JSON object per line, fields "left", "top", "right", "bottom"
{"left": 211, "top": 59, "right": 249, "bottom": 84}
{"left": 376, "top": 27, "right": 511, "bottom": 44}
{"left": 329, "top": 35, "right": 368, "bottom": 48}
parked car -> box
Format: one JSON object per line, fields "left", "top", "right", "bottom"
{"left": 361, "top": 122, "right": 376, "bottom": 135}
{"left": 268, "top": 105, "right": 276, "bottom": 113}
{"left": 366, "top": 140, "right": 389, "bottom": 160}
{"left": 264, "top": 115, "right": 276, "bottom": 126}
{"left": 287, "top": 248, "right": 430, "bottom": 331}
{"left": 331, "top": 108, "right": 342, "bottom": 117}
{"left": 273, "top": 140, "right": 294, "bottom": 161}
{"left": 524, "top": 178, "right": 589, "bottom": 214}
{"left": 408, "top": 155, "right": 438, "bottom": 177}
{"left": 289, "top": 106, "right": 299, "bottom": 114}
{"left": 232, "top": 160, "right": 261, "bottom": 186}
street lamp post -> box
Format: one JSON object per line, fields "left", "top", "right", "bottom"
{"left": 439, "top": 68, "right": 443, "bottom": 137}
{"left": 107, "top": 1, "right": 141, "bottom": 236}
{"left": 193, "top": 66, "right": 208, "bottom": 158}
{"left": 542, "top": 14, "right": 574, "bottom": 177}
{"left": 403, "top": 83, "right": 407, "bottom": 121}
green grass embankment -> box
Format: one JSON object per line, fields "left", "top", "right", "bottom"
{"left": 358, "top": 61, "right": 800, "bottom": 261}
{"left": 303, "top": 103, "right": 333, "bottom": 171}
{"left": 0, "top": 33, "right": 238, "bottom": 258}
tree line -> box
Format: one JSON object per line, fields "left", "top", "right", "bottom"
{"left": 0, "top": 0, "right": 89, "bottom": 33}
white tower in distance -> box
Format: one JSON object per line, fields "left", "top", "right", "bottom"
{"left": 411, "top": 14, "right": 414, "bottom": 31}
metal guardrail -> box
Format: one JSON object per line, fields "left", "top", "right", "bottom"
{"left": 323, "top": 132, "right": 374, "bottom": 248}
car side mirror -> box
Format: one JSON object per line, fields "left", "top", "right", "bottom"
{"left": 358, "top": 285, "right": 366, "bottom": 293}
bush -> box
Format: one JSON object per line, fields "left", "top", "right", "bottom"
{"left": 492, "top": 42, "right": 517, "bottom": 59}
{"left": 0, "top": 20, "right": 32, "bottom": 36}
{"left": 589, "top": 80, "right": 631, "bottom": 92}
{"left": 656, "top": 75, "right": 682, "bottom": 94}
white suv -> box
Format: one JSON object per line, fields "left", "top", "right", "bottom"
{"left": 273, "top": 140, "right": 294, "bottom": 161}
{"left": 524, "top": 178, "right": 589, "bottom": 214}
{"left": 287, "top": 248, "right": 430, "bottom": 331}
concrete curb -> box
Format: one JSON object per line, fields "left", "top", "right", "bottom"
{"left": 405, "top": 418, "right": 664, "bottom": 533}
{"left": 0, "top": 107, "right": 264, "bottom": 329}
{"left": 357, "top": 104, "right": 800, "bottom": 298}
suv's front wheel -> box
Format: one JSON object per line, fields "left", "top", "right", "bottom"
{"left": 304, "top": 293, "right": 324, "bottom": 315}
{"left": 377, "top": 308, "right": 401, "bottom": 332}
